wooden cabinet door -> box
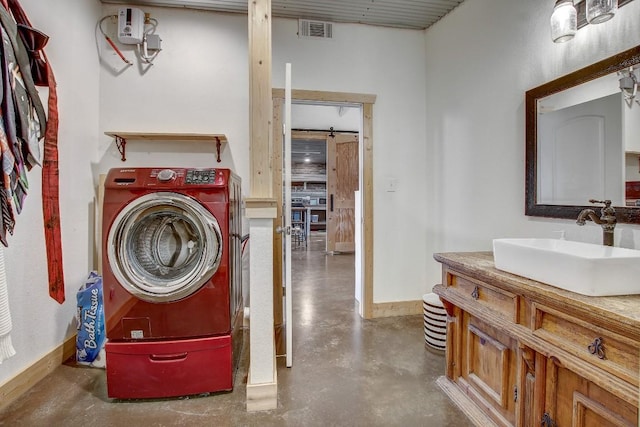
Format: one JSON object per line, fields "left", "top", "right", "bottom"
{"left": 543, "top": 356, "right": 637, "bottom": 427}
{"left": 517, "top": 347, "right": 545, "bottom": 427}
{"left": 326, "top": 133, "right": 358, "bottom": 253}
{"left": 461, "top": 313, "right": 519, "bottom": 427}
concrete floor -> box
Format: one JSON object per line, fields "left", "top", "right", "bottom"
{"left": 0, "top": 232, "right": 471, "bottom": 426}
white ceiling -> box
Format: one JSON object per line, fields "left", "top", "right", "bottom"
{"left": 101, "top": 0, "right": 466, "bottom": 30}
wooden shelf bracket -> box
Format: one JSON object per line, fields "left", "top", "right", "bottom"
{"left": 215, "top": 136, "right": 222, "bottom": 162}
{"left": 105, "top": 132, "right": 228, "bottom": 163}
{"left": 114, "top": 135, "right": 127, "bottom": 161}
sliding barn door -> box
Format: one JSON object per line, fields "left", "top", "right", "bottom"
{"left": 327, "top": 133, "right": 359, "bottom": 253}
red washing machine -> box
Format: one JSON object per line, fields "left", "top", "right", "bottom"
{"left": 102, "top": 167, "right": 243, "bottom": 399}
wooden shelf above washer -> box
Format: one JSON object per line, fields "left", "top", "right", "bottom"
{"left": 104, "top": 132, "right": 228, "bottom": 162}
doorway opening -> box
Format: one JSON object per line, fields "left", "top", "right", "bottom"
{"left": 291, "top": 132, "right": 329, "bottom": 252}
{"left": 272, "top": 89, "right": 376, "bottom": 356}
{"left": 290, "top": 127, "right": 360, "bottom": 254}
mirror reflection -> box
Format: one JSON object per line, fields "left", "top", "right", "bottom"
{"left": 537, "top": 67, "right": 640, "bottom": 206}
{"left": 526, "top": 44, "right": 640, "bottom": 223}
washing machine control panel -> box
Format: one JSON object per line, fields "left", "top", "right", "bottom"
{"left": 185, "top": 168, "right": 217, "bottom": 184}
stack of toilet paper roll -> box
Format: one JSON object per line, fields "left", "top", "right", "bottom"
{"left": 423, "top": 293, "right": 447, "bottom": 351}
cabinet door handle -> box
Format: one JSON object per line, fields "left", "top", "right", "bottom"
{"left": 587, "top": 337, "right": 606, "bottom": 359}
{"left": 471, "top": 285, "right": 479, "bottom": 300}
{"left": 149, "top": 352, "right": 187, "bottom": 362}
{"left": 330, "top": 194, "right": 334, "bottom": 212}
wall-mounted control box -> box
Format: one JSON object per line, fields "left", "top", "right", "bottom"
{"left": 118, "top": 8, "right": 144, "bottom": 44}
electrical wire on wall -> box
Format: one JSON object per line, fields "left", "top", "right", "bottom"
{"left": 98, "top": 15, "right": 131, "bottom": 66}
{"left": 96, "top": 8, "right": 162, "bottom": 72}
{"left": 138, "top": 14, "right": 161, "bottom": 65}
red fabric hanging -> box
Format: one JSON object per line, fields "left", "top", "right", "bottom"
{"left": 5, "top": 0, "right": 64, "bottom": 303}
{"left": 41, "top": 58, "right": 63, "bottom": 303}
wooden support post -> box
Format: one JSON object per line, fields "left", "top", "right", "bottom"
{"left": 249, "top": 0, "right": 273, "bottom": 198}
{"left": 246, "top": 0, "right": 277, "bottom": 412}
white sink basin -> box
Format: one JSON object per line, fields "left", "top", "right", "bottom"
{"left": 493, "top": 238, "right": 640, "bottom": 296}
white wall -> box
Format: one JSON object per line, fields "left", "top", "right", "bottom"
{"left": 623, "top": 94, "right": 640, "bottom": 153}
{"left": 273, "top": 19, "right": 429, "bottom": 303}
{"left": 424, "top": 0, "right": 640, "bottom": 286}
{"left": 11, "top": 0, "right": 639, "bottom": 389}
{"left": 100, "top": 10, "right": 431, "bottom": 305}
{"left": 626, "top": 154, "right": 640, "bottom": 182}
{"left": 292, "top": 104, "right": 360, "bottom": 131}
{"left": 0, "top": 0, "right": 102, "bottom": 385}
{"left": 97, "top": 6, "right": 249, "bottom": 181}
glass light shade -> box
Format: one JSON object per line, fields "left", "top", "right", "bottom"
{"left": 619, "top": 71, "right": 638, "bottom": 101}
{"left": 620, "top": 75, "right": 636, "bottom": 92}
{"left": 550, "top": 1, "right": 577, "bottom": 43}
{"left": 586, "top": 0, "right": 617, "bottom": 24}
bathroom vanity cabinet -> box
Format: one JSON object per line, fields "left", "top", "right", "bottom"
{"left": 433, "top": 252, "right": 639, "bottom": 427}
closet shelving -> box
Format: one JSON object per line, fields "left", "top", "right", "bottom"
{"left": 292, "top": 174, "right": 327, "bottom": 231}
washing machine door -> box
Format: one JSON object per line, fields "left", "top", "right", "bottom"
{"left": 107, "top": 192, "right": 223, "bottom": 303}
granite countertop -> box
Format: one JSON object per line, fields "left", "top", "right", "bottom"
{"left": 434, "top": 251, "right": 640, "bottom": 337}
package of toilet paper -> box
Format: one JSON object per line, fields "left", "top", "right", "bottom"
{"left": 76, "top": 272, "right": 106, "bottom": 368}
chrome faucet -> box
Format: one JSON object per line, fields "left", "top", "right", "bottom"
{"left": 576, "top": 199, "right": 616, "bottom": 246}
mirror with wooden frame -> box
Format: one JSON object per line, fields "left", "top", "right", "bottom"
{"left": 525, "top": 44, "right": 640, "bottom": 223}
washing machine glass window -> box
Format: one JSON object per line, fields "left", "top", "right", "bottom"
{"left": 107, "top": 192, "right": 223, "bottom": 302}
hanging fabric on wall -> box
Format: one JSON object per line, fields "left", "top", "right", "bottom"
{"left": 41, "top": 62, "right": 63, "bottom": 303}
{"left": 0, "top": 0, "right": 60, "bottom": 362}
{"left": 0, "top": 245, "right": 15, "bottom": 363}
{"left": 0, "top": 0, "right": 64, "bottom": 304}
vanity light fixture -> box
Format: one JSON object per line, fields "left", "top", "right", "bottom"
{"left": 619, "top": 67, "right": 639, "bottom": 106}
{"left": 551, "top": 0, "right": 577, "bottom": 43}
{"left": 551, "top": 0, "right": 632, "bottom": 43}
{"left": 586, "top": 0, "right": 618, "bottom": 24}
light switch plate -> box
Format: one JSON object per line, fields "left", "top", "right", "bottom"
{"left": 386, "top": 178, "right": 398, "bottom": 192}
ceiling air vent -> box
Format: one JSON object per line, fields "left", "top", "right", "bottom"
{"left": 298, "top": 19, "right": 333, "bottom": 39}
